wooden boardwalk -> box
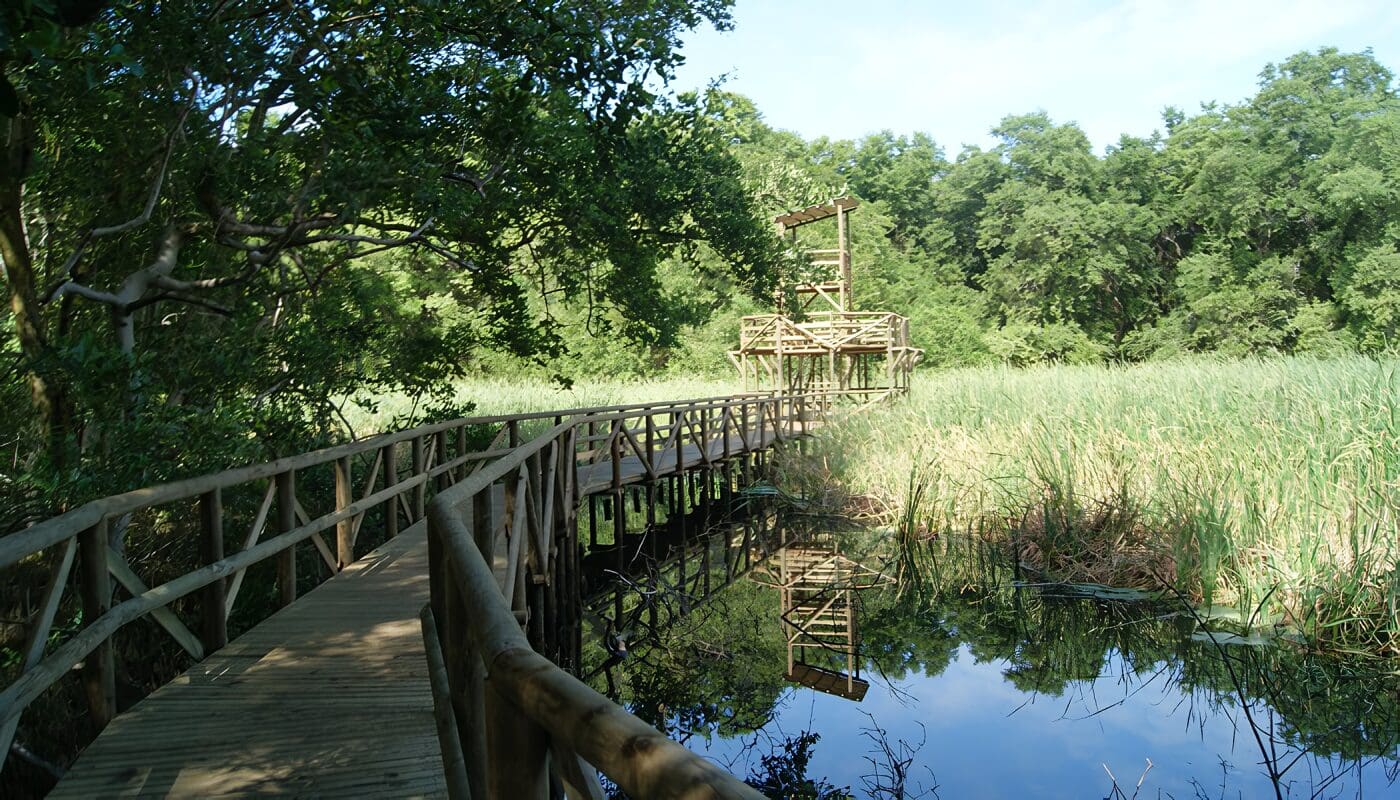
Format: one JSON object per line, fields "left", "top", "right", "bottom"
{"left": 575, "top": 428, "right": 786, "bottom": 495}
{"left": 50, "top": 524, "right": 445, "bottom": 798}
{"left": 30, "top": 401, "right": 811, "bottom": 798}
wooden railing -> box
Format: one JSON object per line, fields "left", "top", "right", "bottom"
{"left": 423, "top": 393, "right": 823, "bottom": 799}
{"left": 0, "top": 391, "right": 781, "bottom": 776}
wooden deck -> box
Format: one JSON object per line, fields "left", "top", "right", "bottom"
{"left": 41, "top": 414, "right": 808, "bottom": 798}
{"left": 50, "top": 524, "right": 445, "bottom": 798}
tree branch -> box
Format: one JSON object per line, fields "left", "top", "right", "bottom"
{"left": 48, "top": 76, "right": 199, "bottom": 298}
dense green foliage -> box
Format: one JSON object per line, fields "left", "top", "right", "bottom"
{"left": 1, "top": 1, "right": 782, "bottom": 523}
{"left": 531, "top": 46, "right": 1400, "bottom": 374}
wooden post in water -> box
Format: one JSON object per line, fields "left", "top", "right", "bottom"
{"left": 612, "top": 419, "right": 625, "bottom": 624}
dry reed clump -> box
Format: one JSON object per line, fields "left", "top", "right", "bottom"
{"left": 1009, "top": 495, "right": 1181, "bottom": 592}
{"left": 813, "top": 356, "right": 1400, "bottom": 655}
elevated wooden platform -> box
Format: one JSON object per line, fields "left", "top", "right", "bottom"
{"left": 50, "top": 524, "right": 444, "bottom": 798}
{"left": 785, "top": 664, "right": 869, "bottom": 701}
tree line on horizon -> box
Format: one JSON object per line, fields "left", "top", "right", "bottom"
{"left": 630, "top": 45, "right": 1400, "bottom": 373}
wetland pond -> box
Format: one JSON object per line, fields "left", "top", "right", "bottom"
{"left": 581, "top": 505, "right": 1400, "bottom": 798}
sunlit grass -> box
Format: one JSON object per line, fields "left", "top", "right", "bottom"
{"left": 812, "top": 356, "right": 1400, "bottom": 655}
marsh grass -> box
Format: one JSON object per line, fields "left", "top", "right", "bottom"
{"left": 814, "top": 356, "right": 1400, "bottom": 655}
{"left": 340, "top": 375, "right": 740, "bottom": 438}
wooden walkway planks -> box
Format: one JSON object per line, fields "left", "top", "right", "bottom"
{"left": 50, "top": 523, "right": 445, "bottom": 799}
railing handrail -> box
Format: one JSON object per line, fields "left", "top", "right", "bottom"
{"left": 424, "top": 393, "right": 820, "bottom": 798}
{"left": 0, "top": 391, "right": 773, "bottom": 570}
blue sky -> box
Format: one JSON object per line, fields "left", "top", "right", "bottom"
{"left": 668, "top": 0, "right": 1400, "bottom": 153}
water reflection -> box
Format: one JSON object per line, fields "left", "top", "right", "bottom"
{"left": 749, "top": 533, "right": 892, "bottom": 701}
{"left": 583, "top": 510, "right": 1400, "bottom": 798}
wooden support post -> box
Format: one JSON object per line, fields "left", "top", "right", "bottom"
{"left": 382, "top": 441, "right": 399, "bottom": 539}
{"left": 199, "top": 488, "right": 228, "bottom": 652}
{"left": 701, "top": 515, "right": 711, "bottom": 598}
{"left": 412, "top": 436, "right": 426, "bottom": 521}
{"left": 612, "top": 420, "right": 625, "bottom": 623}
{"left": 419, "top": 608, "right": 472, "bottom": 800}
{"left": 455, "top": 426, "right": 468, "bottom": 482}
{"left": 645, "top": 414, "right": 656, "bottom": 475}
{"left": 645, "top": 483, "right": 655, "bottom": 529}
{"left": 334, "top": 456, "right": 354, "bottom": 570}
{"left": 78, "top": 517, "right": 116, "bottom": 730}
{"left": 698, "top": 406, "right": 710, "bottom": 465}
{"left": 677, "top": 505, "right": 688, "bottom": 614}
{"left": 435, "top": 431, "right": 449, "bottom": 494}
{"left": 740, "top": 402, "right": 750, "bottom": 452}
{"left": 276, "top": 470, "right": 297, "bottom": 607}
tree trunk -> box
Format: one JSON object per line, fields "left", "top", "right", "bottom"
{"left": 1, "top": 109, "right": 70, "bottom": 468}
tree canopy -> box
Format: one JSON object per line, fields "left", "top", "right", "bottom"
{"left": 1, "top": 0, "right": 782, "bottom": 520}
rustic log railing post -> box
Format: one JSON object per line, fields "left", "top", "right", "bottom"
{"left": 199, "top": 488, "right": 228, "bottom": 652}
{"left": 675, "top": 408, "right": 686, "bottom": 474}
{"left": 721, "top": 404, "right": 731, "bottom": 460}
{"left": 740, "top": 402, "right": 750, "bottom": 452}
{"left": 464, "top": 492, "right": 493, "bottom": 798}
{"left": 334, "top": 456, "right": 354, "bottom": 570}
{"left": 455, "top": 426, "right": 469, "bottom": 482}
{"left": 78, "top": 517, "right": 116, "bottom": 730}
{"left": 758, "top": 396, "right": 769, "bottom": 447}
{"left": 275, "top": 470, "right": 297, "bottom": 607}
{"left": 382, "top": 441, "right": 399, "bottom": 539}
{"left": 699, "top": 404, "right": 710, "bottom": 465}
{"left": 435, "top": 431, "right": 449, "bottom": 494}
{"left": 419, "top": 607, "right": 471, "bottom": 800}
{"left": 645, "top": 413, "right": 656, "bottom": 475}
{"left": 412, "top": 435, "right": 427, "bottom": 521}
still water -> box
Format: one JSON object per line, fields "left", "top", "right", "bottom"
{"left": 584, "top": 511, "right": 1400, "bottom": 798}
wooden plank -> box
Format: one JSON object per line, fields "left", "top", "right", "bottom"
{"left": 50, "top": 526, "right": 445, "bottom": 799}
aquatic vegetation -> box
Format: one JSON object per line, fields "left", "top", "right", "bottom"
{"left": 813, "top": 356, "right": 1400, "bottom": 655}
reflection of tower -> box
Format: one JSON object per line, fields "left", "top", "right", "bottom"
{"left": 753, "top": 538, "right": 891, "bottom": 701}
{"left": 729, "top": 197, "right": 922, "bottom": 404}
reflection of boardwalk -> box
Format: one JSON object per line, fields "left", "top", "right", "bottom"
{"left": 755, "top": 543, "right": 890, "bottom": 702}
{"left": 50, "top": 526, "right": 444, "bottom": 798}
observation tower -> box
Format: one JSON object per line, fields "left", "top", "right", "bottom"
{"left": 729, "top": 197, "right": 921, "bottom": 403}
